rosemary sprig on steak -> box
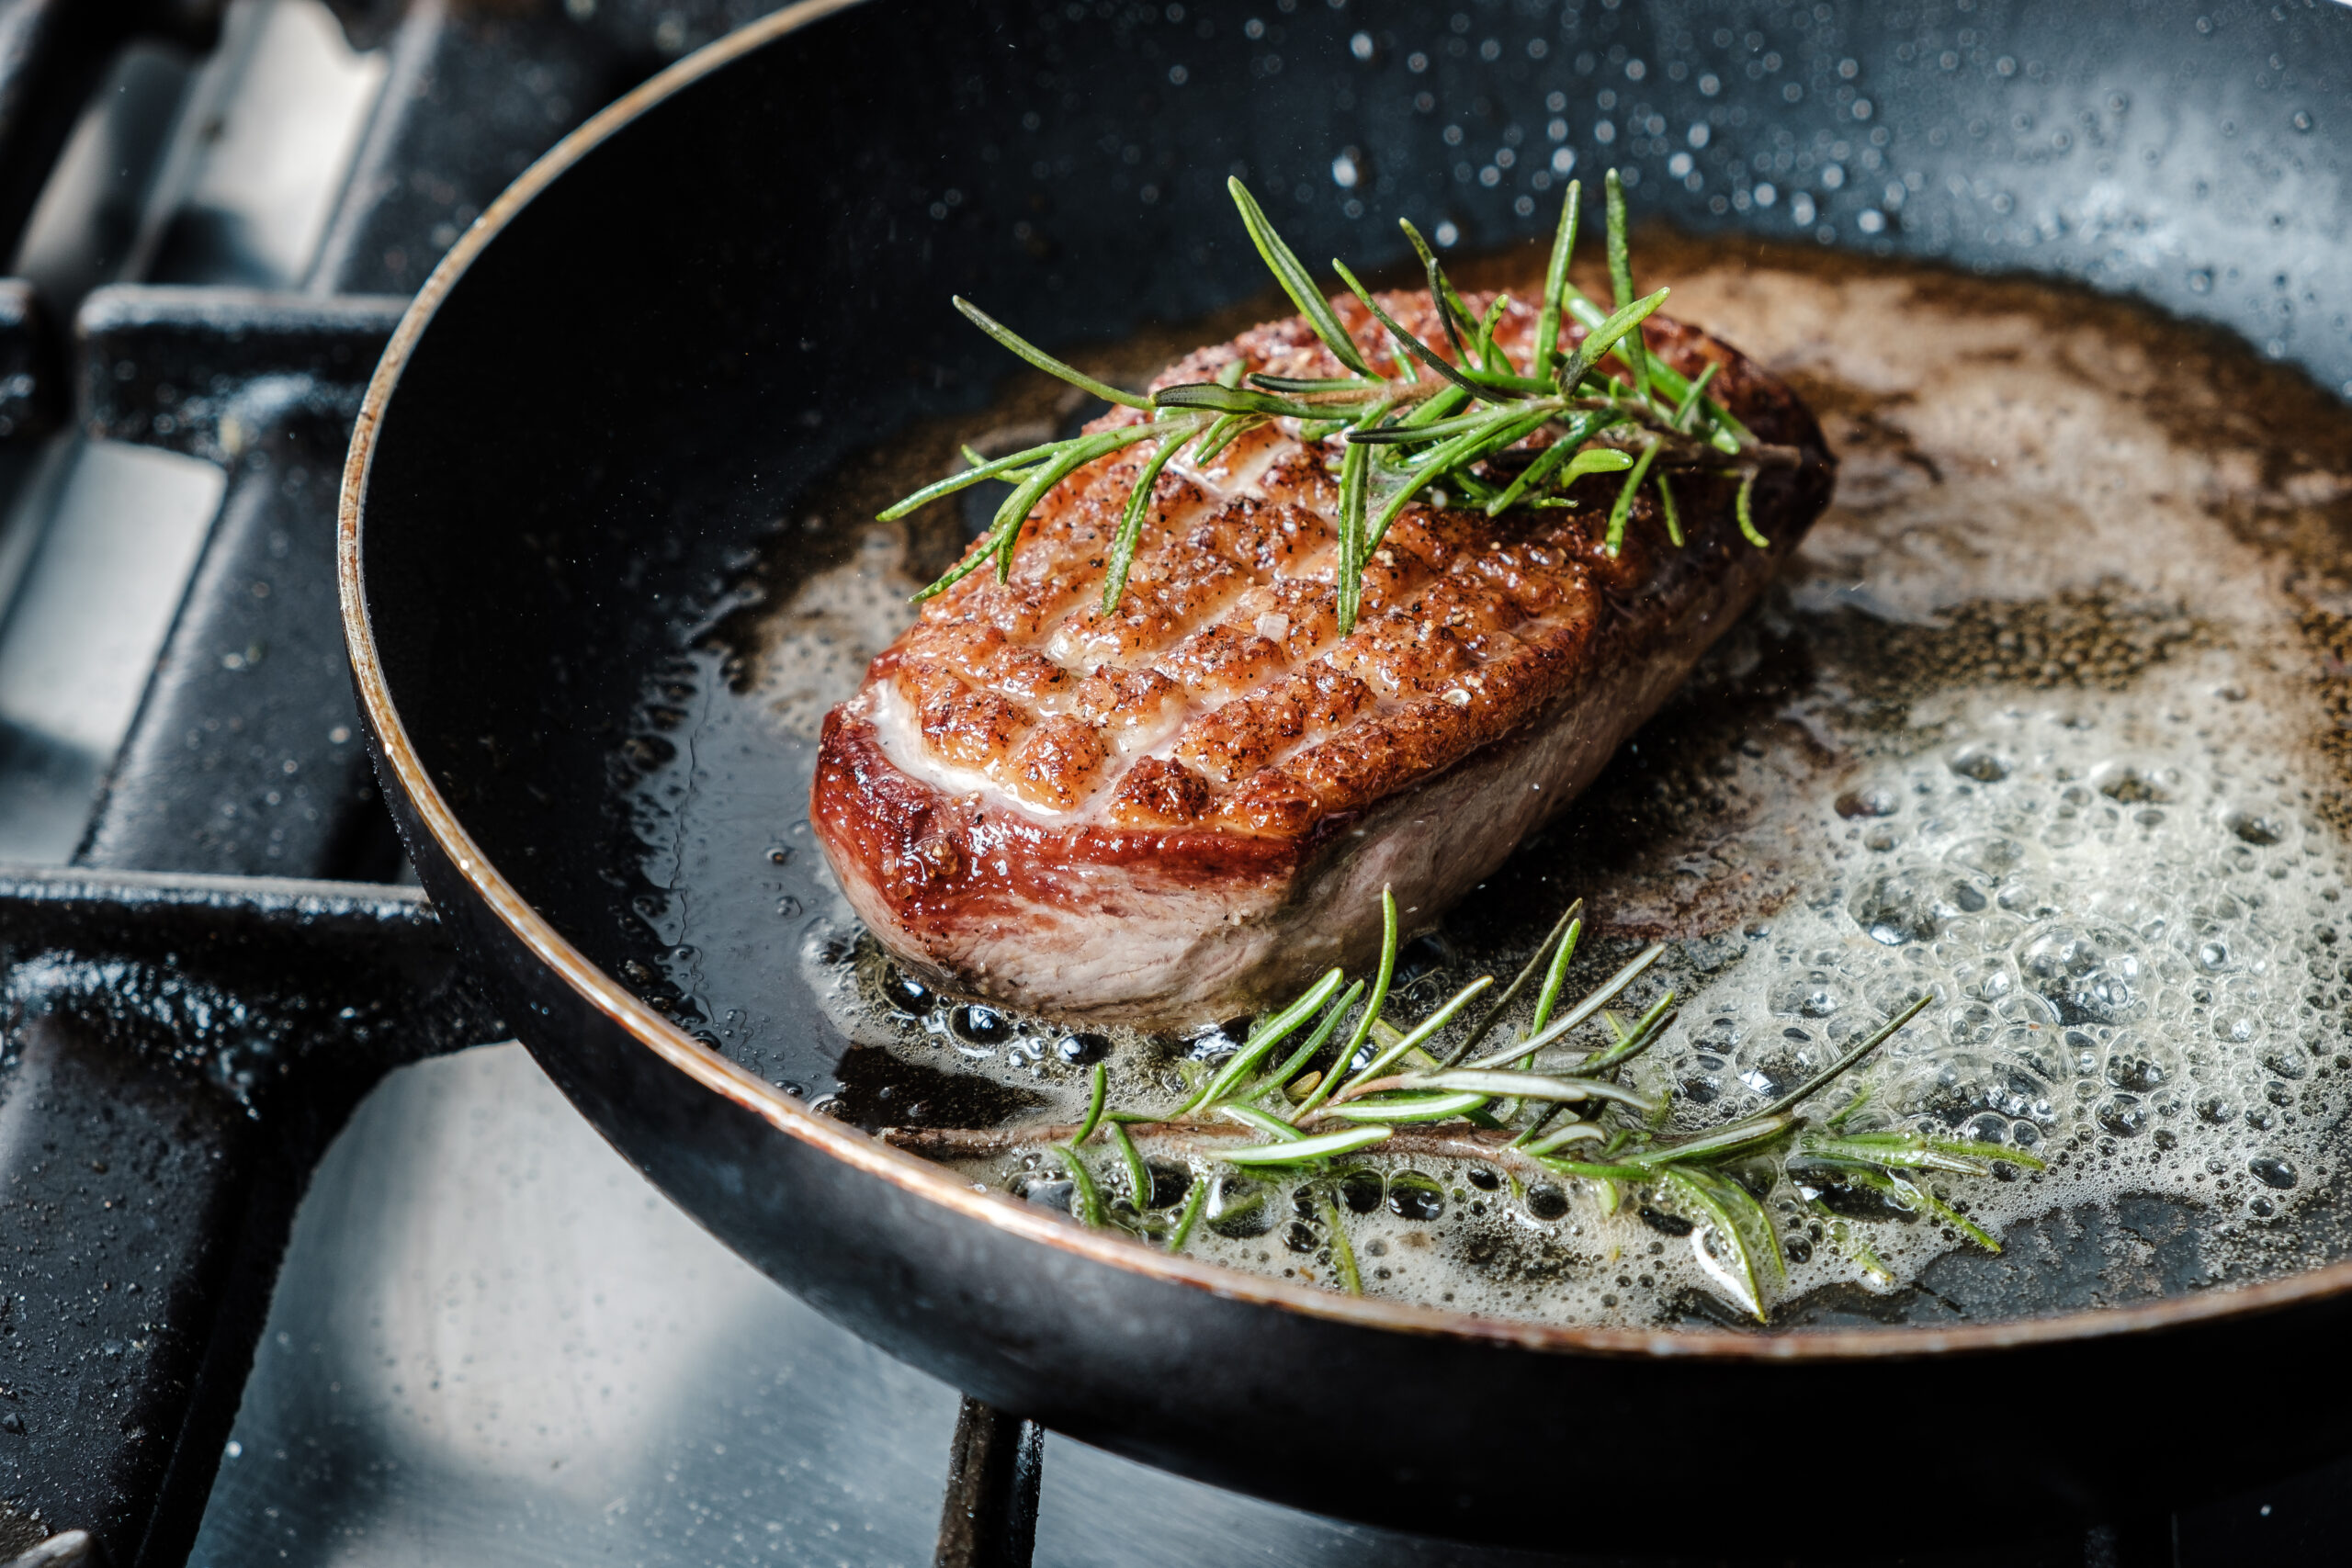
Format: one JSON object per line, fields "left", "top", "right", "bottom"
{"left": 880, "top": 169, "right": 1800, "bottom": 636}
{"left": 888, "top": 889, "right": 2041, "bottom": 1322}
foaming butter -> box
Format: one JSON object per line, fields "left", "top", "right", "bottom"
{"left": 778, "top": 242, "right": 2352, "bottom": 1327}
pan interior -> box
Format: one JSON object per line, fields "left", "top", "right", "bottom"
{"left": 353, "top": 0, "right": 2352, "bottom": 1337}
{"left": 648, "top": 231, "right": 2352, "bottom": 1330}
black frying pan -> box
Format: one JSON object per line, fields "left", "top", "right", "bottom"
{"left": 339, "top": 0, "right": 2352, "bottom": 1551}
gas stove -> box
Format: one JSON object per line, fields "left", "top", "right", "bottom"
{"left": 0, "top": 4, "right": 2340, "bottom": 1566}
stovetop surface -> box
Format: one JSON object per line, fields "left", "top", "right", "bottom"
{"left": 186, "top": 1043, "right": 2347, "bottom": 1568}
{"left": 189, "top": 1045, "right": 1555, "bottom": 1568}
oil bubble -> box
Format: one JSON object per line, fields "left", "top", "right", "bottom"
{"left": 2017, "top": 927, "right": 2141, "bottom": 1024}
{"left": 950, "top": 1004, "right": 1012, "bottom": 1046}
{"left": 1837, "top": 787, "right": 1900, "bottom": 818}
{"left": 1055, "top": 1032, "right": 1112, "bottom": 1065}
{"left": 2227, "top": 811, "right": 2287, "bottom": 847}
{"left": 1851, "top": 873, "right": 1939, "bottom": 945}
{"left": 1206, "top": 1175, "right": 1273, "bottom": 1238}
{"left": 1386, "top": 1173, "right": 1445, "bottom": 1222}
{"left": 1011, "top": 1171, "right": 1072, "bottom": 1213}
{"left": 2261, "top": 1046, "right": 2307, "bottom": 1081}
{"left": 1950, "top": 746, "right": 2013, "bottom": 783}
{"left": 1639, "top": 1205, "right": 1695, "bottom": 1236}
{"left": 1948, "top": 836, "right": 2027, "bottom": 875}
{"left": 884, "top": 968, "right": 933, "bottom": 1011}
{"left": 2095, "top": 1094, "right": 2147, "bottom": 1138}
{"left": 2096, "top": 763, "right": 2177, "bottom": 804}
{"left": 2248, "top": 1156, "right": 2299, "bottom": 1190}
{"left": 1144, "top": 1159, "right": 1193, "bottom": 1210}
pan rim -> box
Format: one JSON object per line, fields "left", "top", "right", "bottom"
{"left": 335, "top": 0, "right": 2352, "bottom": 1363}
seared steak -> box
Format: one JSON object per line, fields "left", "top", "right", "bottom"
{"left": 813, "top": 291, "right": 1833, "bottom": 1023}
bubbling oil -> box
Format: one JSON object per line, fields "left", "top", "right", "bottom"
{"left": 750, "top": 242, "right": 2352, "bottom": 1328}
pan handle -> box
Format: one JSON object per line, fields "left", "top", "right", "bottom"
{"left": 935, "top": 1396, "right": 1043, "bottom": 1568}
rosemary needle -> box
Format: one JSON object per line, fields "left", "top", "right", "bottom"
{"left": 1753, "top": 996, "right": 1933, "bottom": 1121}
{"left": 1221, "top": 1104, "right": 1306, "bottom": 1142}
{"left": 1443, "top": 898, "right": 1583, "bottom": 1068}
{"left": 1604, "top": 168, "right": 1650, "bottom": 400}
{"left": 1317, "top": 1188, "right": 1363, "bottom": 1295}
{"left": 1316, "top": 1090, "right": 1489, "bottom": 1124}
{"left": 1109, "top": 1121, "right": 1150, "bottom": 1212}
{"left": 1333, "top": 974, "right": 1495, "bottom": 1097}
{"left": 1166, "top": 1179, "right": 1208, "bottom": 1253}
{"left": 1070, "top": 1061, "right": 1108, "bottom": 1146}
{"left": 1189, "top": 967, "right": 1347, "bottom": 1112}
{"left": 1052, "top": 1145, "right": 1103, "bottom": 1228}
{"left": 1460, "top": 942, "right": 1666, "bottom": 1070}
{"left": 1222, "top": 1125, "right": 1395, "bottom": 1166}
{"left": 1261, "top": 981, "right": 1363, "bottom": 1102}
{"left": 1292, "top": 888, "right": 1398, "bottom": 1122}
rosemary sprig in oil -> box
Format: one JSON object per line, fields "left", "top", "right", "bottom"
{"left": 880, "top": 170, "right": 1799, "bottom": 635}
{"left": 896, "top": 888, "right": 2041, "bottom": 1323}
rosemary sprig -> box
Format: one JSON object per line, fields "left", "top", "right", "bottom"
{"left": 885, "top": 173, "right": 1798, "bottom": 634}
{"left": 918, "top": 892, "right": 2040, "bottom": 1321}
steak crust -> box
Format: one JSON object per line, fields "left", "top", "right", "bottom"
{"left": 813, "top": 290, "right": 1834, "bottom": 1022}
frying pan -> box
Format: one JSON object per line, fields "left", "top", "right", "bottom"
{"left": 338, "top": 0, "right": 2352, "bottom": 1551}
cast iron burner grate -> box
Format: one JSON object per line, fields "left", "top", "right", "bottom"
{"left": 0, "top": 5, "right": 2334, "bottom": 1567}
{"left": 0, "top": 3, "right": 1052, "bottom": 1562}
